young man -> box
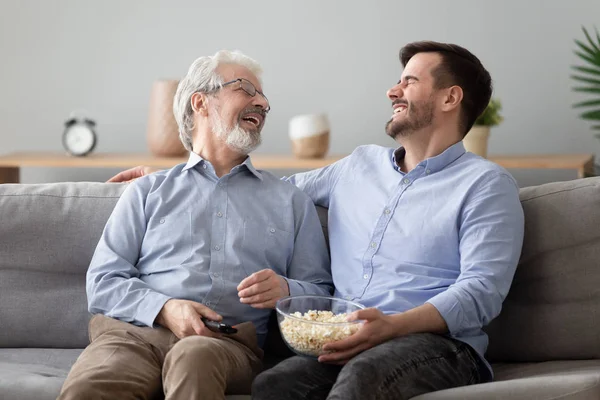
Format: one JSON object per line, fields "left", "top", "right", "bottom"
{"left": 252, "top": 41, "right": 524, "bottom": 400}
{"left": 110, "top": 41, "right": 524, "bottom": 400}
{"left": 59, "top": 50, "right": 332, "bottom": 400}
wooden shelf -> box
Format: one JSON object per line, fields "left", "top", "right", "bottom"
{"left": 0, "top": 152, "right": 345, "bottom": 169}
{"left": 0, "top": 152, "right": 594, "bottom": 184}
{"left": 0, "top": 152, "right": 345, "bottom": 183}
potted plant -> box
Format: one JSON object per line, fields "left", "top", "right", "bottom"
{"left": 571, "top": 26, "right": 600, "bottom": 138}
{"left": 463, "top": 98, "right": 503, "bottom": 158}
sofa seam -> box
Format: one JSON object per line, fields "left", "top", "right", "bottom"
{"left": 544, "top": 375, "right": 600, "bottom": 400}
{"left": 0, "top": 194, "right": 122, "bottom": 199}
{"left": 520, "top": 184, "right": 596, "bottom": 203}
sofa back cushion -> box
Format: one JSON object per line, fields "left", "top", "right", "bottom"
{"left": 485, "top": 177, "right": 600, "bottom": 362}
{"left": 0, "top": 182, "right": 126, "bottom": 348}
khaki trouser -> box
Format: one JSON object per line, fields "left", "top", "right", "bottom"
{"left": 58, "top": 314, "right": 263, "bottom": 400}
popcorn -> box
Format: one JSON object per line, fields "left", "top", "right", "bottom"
{"left": 279, "top": 310, "right": 360, "bottom": 357}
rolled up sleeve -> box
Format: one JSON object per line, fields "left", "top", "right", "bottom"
{"left": 427, "top": 173, "right": 524, "bottom": 335}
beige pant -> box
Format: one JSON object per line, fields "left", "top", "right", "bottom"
{"left": 58, "top": 314, "right": 263, "bottom": 400}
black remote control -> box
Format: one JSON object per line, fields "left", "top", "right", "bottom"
{"left": 201, "top": 317, "right": 238, "bottom": 334}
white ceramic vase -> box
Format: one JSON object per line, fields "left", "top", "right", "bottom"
{"left": 289, "top": 114, "right": 330, "bottom": 159}
{"left": 463, "top": 125, "right": 491, "bottom": 158}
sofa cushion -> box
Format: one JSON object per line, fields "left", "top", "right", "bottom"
{"left": 413, "top": 360, "right": 600, "bottom": 400}
{"left": 0, "top": 348, "right": 82, "bottom": 400}
{"left": 0, "top": 182, "right": 127, "bottom": 348}
{"left": 483, "top": 177, "right": 600, "bottom": 363}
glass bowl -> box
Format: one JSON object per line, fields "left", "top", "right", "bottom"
{"left": 275, "top": 295, "right": 365, "bottom": 358}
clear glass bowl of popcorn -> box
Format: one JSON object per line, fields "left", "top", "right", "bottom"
{"left": 275, "top": 295, "right": 365, "bottom": 358}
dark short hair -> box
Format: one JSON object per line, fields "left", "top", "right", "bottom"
{"left": 399, "top": 41, "right": 492, "bottom": 136}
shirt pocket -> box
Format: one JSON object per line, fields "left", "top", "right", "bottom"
{"left": 146, "top": 211, "right": 193, "bottom": 269}
{"left": 242, "top": 219, "right": 293, "bottom": 277}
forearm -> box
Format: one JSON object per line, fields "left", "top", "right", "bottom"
{"left": 87, "top": 273, "right": 171, "bottom": 327}
{"left": 285, "top": 277, "right": 332, "bottom": 297}
{"left": 388, "top": 303, "right": 448, "bottom": 337}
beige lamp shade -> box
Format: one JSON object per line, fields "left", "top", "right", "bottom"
{"left": 147, "top": 80, "right": 187, "bottom": 157}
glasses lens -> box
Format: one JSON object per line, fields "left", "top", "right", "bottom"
{"left": 240, "top": 80, "right": 256, "bottom": 97}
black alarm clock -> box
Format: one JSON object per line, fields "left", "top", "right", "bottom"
{"left": 62, "top": 114, "right": 97, "bottom": 157}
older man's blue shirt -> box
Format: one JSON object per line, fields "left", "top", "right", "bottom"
{"left": 87, "top": 152, "right": 333, "bottom": 346}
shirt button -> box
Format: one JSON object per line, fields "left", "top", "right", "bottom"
{"left": 269, "top": 228, "right": 276, "bottom": 233}
{"left": 202, "top": 164, "right": 207, "bottom": 169}
{"left": 403, "top": 178, "right": 410, "bottom": 184}
{"left": 371, "top": 242, "right": 377, "bottom": 248}
{"left": 213, "top": 245, "right": 220, "bottom": 251}
{"left": 159, "top": 218, "right": 165, "bottom": 224}
{"left": 205, "top": 301, "right": 211, "bottom": 307}
{"left": 216, "top": 212, "right": 223, "bottom": 218}
{"left": 212, "top": 272, "right": 219, "bottom": 278}
{"left": 426, "top": 169, "right": 431, "bottom": 174}
{"left": 363, "top": 274, "right": 369, "bottom": 279}
{"left": 345, "top": 296, "right": 352, "bottom": 300}
{"left": 384, "top": 209, "right": 391, "bottom": 215}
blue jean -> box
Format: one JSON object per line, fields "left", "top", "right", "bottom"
{"left": 252, "top": 333, "right": 490, "bottom": 400}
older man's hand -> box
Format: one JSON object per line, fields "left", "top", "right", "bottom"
{"left": 237, "top": 269, "right": 290, "bottom": 309}
{"left": 156, "top": 299, "right": 223, "bottom": 339}
{"left": 107, "top": 166, "right": 159, "bottom": 183}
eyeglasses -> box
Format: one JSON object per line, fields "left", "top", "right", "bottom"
{"left": 220, "top": 78, "right": 271, "bottom": 112}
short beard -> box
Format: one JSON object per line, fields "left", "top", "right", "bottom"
{"left": 385, "top": 97, "right": 435, "bottom": 140}
{"left": 210, "top": 109, "right": 262, "bottom": 155}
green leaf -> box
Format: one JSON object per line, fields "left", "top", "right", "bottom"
{"left": 583, "top": 26, "right": 600, "bottom": 52}
{"left": 574, "top": 87, "right": 600, "bottom": 94}
{"left": 572, "top": 66, "right": 600, "bottom": 76}
{"left": 573, "top": 99, "right": 600, "bottom": 108}
{"left": 575, "top": 39, "right": 599, "bottom": 59}
{"left": 580, "top": 109, "right": 600, "bottom": 120}
{"left": 571, "top": 75, "right": 600, "bottom": 85}
{"left": 574, "top": 50, "right": 600, "bottom": 66}
{"left": 592, "top": 125, "right": 600, "bottom": 131}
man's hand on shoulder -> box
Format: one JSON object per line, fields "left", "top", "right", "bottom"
{"left": 155, "top": 299, "right": 223, "bottom": 339}
{"left": 237, "top": 269, "right": 290, "bottom": 309}
{"left": 107, "top": 166, "right": 159, "bottom": 183}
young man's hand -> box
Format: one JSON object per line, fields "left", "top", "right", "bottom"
{"left": 156, "top": 299, "right": 223, "bottom": 339}
{"left": 237, "top": 269, "right": 290, "bottom": 309}
{"left": 107, "top": 166, "right": 159, "bottom": 183}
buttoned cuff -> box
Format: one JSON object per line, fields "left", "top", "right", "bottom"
{"left": 135, "top": 291, "right": 172, "bottom": 328}
{"left": 284, "top": 278, "right": 331, "bottom": 298}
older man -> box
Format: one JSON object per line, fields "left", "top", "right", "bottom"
{"left": 110, "top": 41, "right": 524, "bottom": 400}
{"left": 59, "top": 50, "right": 332, "bottom": 400}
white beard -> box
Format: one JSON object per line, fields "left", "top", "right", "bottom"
{"left": 210, "top": 112, "right": 261, "bottom": 155}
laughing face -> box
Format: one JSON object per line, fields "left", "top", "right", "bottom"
{"left": 208, "top": 63, "right": 270, "bottom": 154}
{"left": 385, "top": 52, "right": 441, "bottom": 140}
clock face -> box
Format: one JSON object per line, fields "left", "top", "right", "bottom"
{"left": 64, "top": 124, "right": 96, "bottom": 156}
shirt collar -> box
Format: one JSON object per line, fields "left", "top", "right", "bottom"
{"left": 392, "top": 141, "right": 466, "bottom": 174}
{"left": 182, "top": 151, "right": 263, "bottom": 180}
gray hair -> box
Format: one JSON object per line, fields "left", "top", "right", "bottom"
{"left": 173, "top": 50, "right": 263, "bottom": 152}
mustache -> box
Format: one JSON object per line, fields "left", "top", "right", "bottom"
{"left": 240, "top": 107, "right": 267, "bottom": 119}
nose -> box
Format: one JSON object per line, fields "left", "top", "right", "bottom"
{"left": 252, "top": 93, "right": 270, "bottom": 112}
{"left": 387, "top": 83, "right": 403, "bottom": 101}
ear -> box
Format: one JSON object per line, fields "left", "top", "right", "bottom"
{"left": 190, "top": 92, "right": 208, "bottom": 116}
{"left": 440, "top": 86, "right": 463, "bottom": 112}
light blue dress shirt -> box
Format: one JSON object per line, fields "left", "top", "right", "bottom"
{"left": 87, "top": 152, "right": 333, "bottom": 346}
{"left": 286, "top": 142, "right": 524, "bottom": 373}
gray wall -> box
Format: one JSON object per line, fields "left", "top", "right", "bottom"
{"left": 1, "top": 0, "right": 599, "bottom": 186}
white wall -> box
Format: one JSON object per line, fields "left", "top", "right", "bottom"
{"left": 1, "top": 0, "right": 599, "bottom": 185}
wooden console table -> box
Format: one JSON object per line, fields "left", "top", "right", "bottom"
{"left": 0, "top": 152, "right": 345, "bottom": 183}
{"left": 0, "top": 152, "right": 594, "bottom": 184}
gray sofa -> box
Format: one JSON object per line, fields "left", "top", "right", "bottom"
{"left": 1, "top": 178, "right": 600, "bottom": 400}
